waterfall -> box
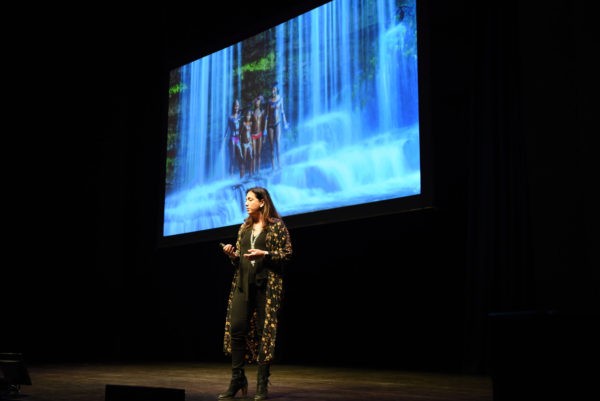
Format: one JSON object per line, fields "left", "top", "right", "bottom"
{"left": 164, "top": 0, "right": 420, "bottom": 236}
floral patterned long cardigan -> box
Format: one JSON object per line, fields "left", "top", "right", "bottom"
{"left": 223, "top": 217, "right": 293, "bottom": 364}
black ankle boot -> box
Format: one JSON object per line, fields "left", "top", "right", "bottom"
{"left": 218, "top": 368, "right": 248, "bottom": 399}
{"left": 254, "top": 364, "right": 270, "bottom": 400}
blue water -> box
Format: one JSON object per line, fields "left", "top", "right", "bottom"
{"left": 164, "top": 0, "right": 420, "bottom": 236}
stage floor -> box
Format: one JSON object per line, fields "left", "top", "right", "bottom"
{"left": 2, "top": 361, "right": 492, "bottom": 401}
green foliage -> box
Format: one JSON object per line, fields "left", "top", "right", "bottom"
{"left": 240, "top": 51, "right": 275, "bottom": 73}
{"left": 169, "top": 82, "right": 186, "bottom": 97}
{"left": 232, "top": 51, "right": 277, "bottom": 110}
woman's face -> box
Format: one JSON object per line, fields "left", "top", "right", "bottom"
{"left": 245, "top": 191, "right": 263, "bottom": 216}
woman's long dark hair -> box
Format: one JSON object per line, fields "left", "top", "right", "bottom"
{"left": 242, "top": 187, "right": 281, "bottom": 230}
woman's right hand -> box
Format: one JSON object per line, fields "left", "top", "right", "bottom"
{"left": 221, "top": 243, "right": 237, "bottom": 258}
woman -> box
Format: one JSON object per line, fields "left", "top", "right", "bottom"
{"left": 219, "top": 187, "right": 293, "bottom": 400}
{"left": 240, "top": 108, "right": 254, "bottom": 178}
{"left": 224, "top": 99, "right": 242, "bottom": 176}
{"left": 264, "top": 83, "right": 289, "bottom": 171}
{"left": 251, "top": 95, "right": 266, "bottom": 175}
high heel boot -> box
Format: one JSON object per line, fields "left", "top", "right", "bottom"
{"left": 218, "top": 368, "right": 248, "bottom": 399}
{"left": 254, "top": 364, "right": 270, "bottom": 400}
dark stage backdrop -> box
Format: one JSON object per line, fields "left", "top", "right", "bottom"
{"left": 3, "top": 0, "right": 594, "bottom": 385}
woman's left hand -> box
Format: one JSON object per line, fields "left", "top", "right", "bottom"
{"left": 244, "top": 249, "right": 268, "bottom": 260}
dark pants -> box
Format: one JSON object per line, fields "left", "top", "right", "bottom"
{"left": 230, "top": 283, "right": 267, "bottom": 369}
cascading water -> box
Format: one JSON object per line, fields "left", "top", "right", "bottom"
{"left": 164, "top": 0, "right": 420, "bottom": 236}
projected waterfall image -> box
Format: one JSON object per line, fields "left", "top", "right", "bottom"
{"left": 162, "top": 0, "right": 421, "bottom": 237}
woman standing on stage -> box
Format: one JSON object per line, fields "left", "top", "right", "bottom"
{"left": 218, "top": 186, "right": 293, "bottom": 400}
